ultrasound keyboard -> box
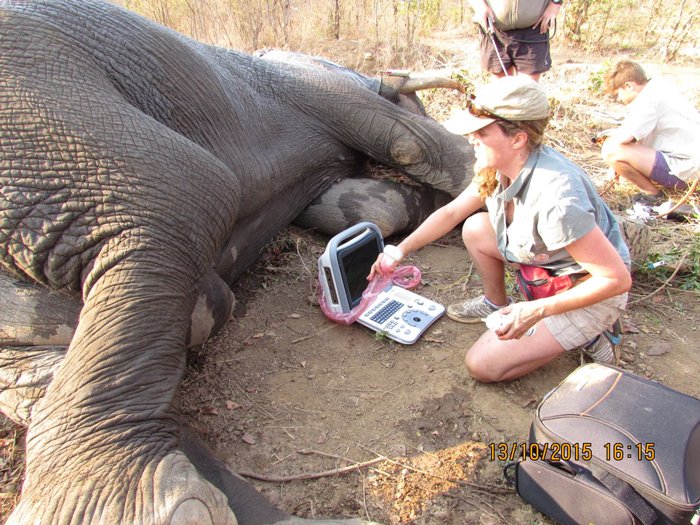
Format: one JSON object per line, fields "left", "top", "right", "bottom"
{"left": 358, "top": 287, "right": 444, "bottom": 345}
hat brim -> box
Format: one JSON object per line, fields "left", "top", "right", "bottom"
{"left": 441, "top": 109, "right": 495, "bottom": 135}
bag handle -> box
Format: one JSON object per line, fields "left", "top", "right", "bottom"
{"left": 590, "top": 465, "right": 658, "bottom": 525}
{"left": 503, "top": 461, "right": 518, "bottom": 486}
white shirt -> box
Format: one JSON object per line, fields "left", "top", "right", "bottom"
{"left": 614, "top": 77, "right": 700, "bottom": 180}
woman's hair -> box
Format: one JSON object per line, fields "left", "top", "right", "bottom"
{"left": 474, "top": 117, "right": 549, "bottom": 198}
{"left": 604, "top": 60, "right": 649, "bottom": 95}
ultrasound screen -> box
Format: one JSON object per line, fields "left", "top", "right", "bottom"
{"left": 338, "top": 233, "right": 382, "bottom": 308}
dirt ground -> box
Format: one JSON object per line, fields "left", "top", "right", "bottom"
{"left": 178, "top": 224, "right": 699, "bottom": 525}
{"left": 2, "top": 35, "right": 699, "bottom": 525}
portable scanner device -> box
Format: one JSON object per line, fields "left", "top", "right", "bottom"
{"left": 318, "top": 222, "right": 444, "bottom": 344}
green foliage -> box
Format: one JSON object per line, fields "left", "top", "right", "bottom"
{"left": 639, "top": 238, "right": 700, "bottom": 291}
{"left": 586, "top": 59, "right": 612, "bottom": 94}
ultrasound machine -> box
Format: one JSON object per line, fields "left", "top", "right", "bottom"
{"left": 318, "top": 222, "right": 444, "bottom": 344}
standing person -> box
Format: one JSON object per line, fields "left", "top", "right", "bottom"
{"left": 369, "top": 76, "right": 632, "bottom": 383}
{"left": 469, "top": 0, "right": 561, "bottom": 81}
{"left": 600, "top": 60, "right": 700, "bottom": 205}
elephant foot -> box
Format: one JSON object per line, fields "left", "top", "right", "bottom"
{"left": 9, "top": 449, "right": 238, "bottom": 525}
{"left": 295, "top": 177, "right": 450, "bottom": 238}
{"left": 188, "top": 270, "right": 235, "bottom": 348}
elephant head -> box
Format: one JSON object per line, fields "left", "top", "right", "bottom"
{"left": 0, "top": 0, "right": 474, "bottom": 523}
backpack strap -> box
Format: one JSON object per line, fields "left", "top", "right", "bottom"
{"left": 590, "top": 465, "right": 658, "bottom": 525}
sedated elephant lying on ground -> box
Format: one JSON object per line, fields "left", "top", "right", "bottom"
{"left": 0, "top": 0, "right": 473, "bottom": 523}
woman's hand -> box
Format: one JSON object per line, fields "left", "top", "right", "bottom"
{"left": 533, "top": 2, "right": 560, "bottom": 34}
{"left": 368, "top": 253, "right": 399, "bottom": 281}
{"left": 493, "top": 301, "right": 543, "bottom": 339}
{"left": 368, "top": 245, "right": 403, "bottom": 280}
{"left": 470, "top": 0, "right": 495, "bottom": 32}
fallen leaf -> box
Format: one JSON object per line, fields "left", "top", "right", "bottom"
{"left": 623, "top": 322, "right": 640, "bottom": 334}
{"left": 518, "top": 396, "right": 538, "bottom": 408}
{"left": 647, "top": 344, "right": 670, "bottom": 356}
{"left": 200, "top": 406, "right": 219, "bottom": 416}
{"left": 226, "top": 400, "right": 242, "bottom": 410}
{"left": 253, "top": 332, "right": 265, "bottom": 339}
{"left": 288, "top": 313, "right": 301, "bottom": 319}
{"left": 241, "top": 433, "right": 257, "bottom": 445}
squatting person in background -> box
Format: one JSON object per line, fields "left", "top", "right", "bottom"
{"left": 600, "top": 59, "right": 700, "bottom": 205}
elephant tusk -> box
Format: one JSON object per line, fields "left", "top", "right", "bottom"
{"left": 398, "top": 75, "right": 464, "bottom": 94}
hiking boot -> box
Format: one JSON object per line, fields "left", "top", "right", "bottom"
{"left": 580, "top": 320, "right": 623, "bottom": 366}
{"left": 446, "top": 295, "right": 513, "bottom": 324}
{"left": 632, "top": 191, "right": 666, "bottom": 206}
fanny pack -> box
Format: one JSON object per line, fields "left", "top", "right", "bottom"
{"left": 516, "top": 264, "right": 574, "bottom": 301}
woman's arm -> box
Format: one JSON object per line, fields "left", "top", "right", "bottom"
{"left": 368, "top": 182, "right": 484, "bottom": 279}
{"left": 500, "top": 225, "right": 632, "bottom": 339}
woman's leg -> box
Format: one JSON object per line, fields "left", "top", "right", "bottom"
{"left": 602, "top": 142, "right": 658, "bottom": 193}
{"left": 465, "top": 323, "right": 565, "bottom": 382}
{"left": 461, "top": 212, "right": 566, "bottom": 382}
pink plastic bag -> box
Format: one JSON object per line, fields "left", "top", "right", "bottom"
{"left": 319, "top": 266, "right": 422, "bottom": 325}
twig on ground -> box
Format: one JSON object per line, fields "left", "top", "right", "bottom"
{"left": 448, "top": 492, "right": 510, "bottom": 524}
{"left": 656, "top": 176, "right": 699, "bottom": 217}
{"left": 291, "top": 323, "right": 339, "bottom": 344}
{"left": 238, "top": 454, "right": 385, "bottom": 482}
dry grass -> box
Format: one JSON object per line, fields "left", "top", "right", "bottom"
{"left": 0, "top": 419, "right": 24, "bottom": 520}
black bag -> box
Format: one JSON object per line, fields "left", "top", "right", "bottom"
{"left": 507, "top": 363, "right": 700, "bottom": 525}
{"left": 505, "top": 458, "right": 643, "bottom": 525}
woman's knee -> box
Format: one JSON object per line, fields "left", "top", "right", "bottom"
{"left": 464, "top": 346, "right": 502, "bottom": 383}
{"left": 601, "top": 140, "right": 625, "bottom": 165}
{"left": 462, "top": 212, "right": 491, "bottom": 246}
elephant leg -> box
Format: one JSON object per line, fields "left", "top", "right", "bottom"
{"left": 0, "top": 270, "right": 232, "bottom": 426}
{"left": 0, "top": 272, "right": 82, "bottom": 347}
{"left": 294, "top": 177, "right": 451, "bottom": 237}
{"left": 182, "top": 430, "right": 289, "bottom": 525}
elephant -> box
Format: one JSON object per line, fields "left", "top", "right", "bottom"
{"left": 0, "top": 0, "right": 474, "bottom": 523}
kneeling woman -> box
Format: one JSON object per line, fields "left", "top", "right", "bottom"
{"left": 370, "top": 76, "right": 632, "bottom": 383}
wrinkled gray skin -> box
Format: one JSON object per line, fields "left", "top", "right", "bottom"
{"left": 0, "top": 0, "right": 473, "bottom": 523}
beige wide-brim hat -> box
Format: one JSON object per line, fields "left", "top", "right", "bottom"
{"left": 442, "top": 76, "right": 550, "bottom": 135}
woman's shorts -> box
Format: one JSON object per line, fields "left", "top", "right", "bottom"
{"left": 480, "top": 27, "right": 551, "bottom": 75}
{"left": 543, "top": 292, "right": 628, "bottom": 351}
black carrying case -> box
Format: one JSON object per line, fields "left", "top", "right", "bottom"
{"left": 505, "top": 458, "right": 643, "bottom": 525}
{"left": 512, "top": 363, "right": 700, "bottom": 525}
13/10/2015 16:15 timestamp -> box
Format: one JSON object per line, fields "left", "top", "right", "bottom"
{"left": 488, "top": 442, "right": 655, "bottom": 462}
